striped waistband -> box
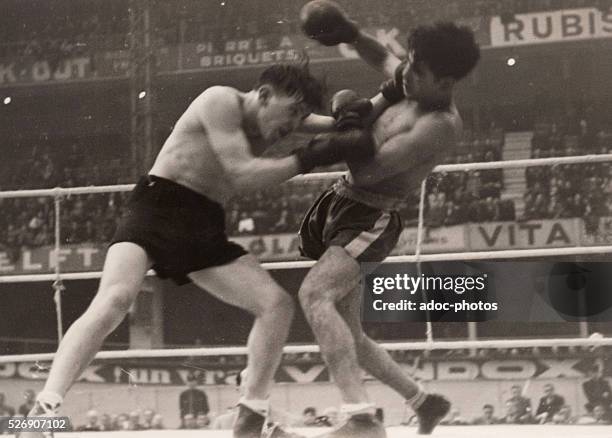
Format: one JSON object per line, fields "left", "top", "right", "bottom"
{"left": 332, "top": 178, "right": 405, "bottom": 211}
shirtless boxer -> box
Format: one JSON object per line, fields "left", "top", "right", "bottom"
{"left": 297, "top": 2, "right": 481, "bottom": 436}
{"left": 20, "top": 62, "right": 376, "bottom": 438}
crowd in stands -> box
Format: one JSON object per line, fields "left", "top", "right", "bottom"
{"left": 4, "top": 112, "right": 612, "bottom": 253}
{"left": 434, "top": 376, "right": 612, "bottom": 426}
{"left": 0, "top": 136, "right": 131, "bottom": 259}
{"left": 1, "top": 0, "right": 609, "bottom": 61}
{"left": 0, "top": 0, "right": 128, "bottom": 61}
{"left": 522, "top": 110, "right": 612, "bottom": 223}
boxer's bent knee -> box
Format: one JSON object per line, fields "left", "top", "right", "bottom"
{"left": 91, "top": 283, "right": 139, "bottom": 316}
{"left": 253, "top": 287, "right": 295, "bottom": 318}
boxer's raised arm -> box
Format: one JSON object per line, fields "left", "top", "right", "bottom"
{"left": 352, "top": 32, "right": 403, "bottom": 79}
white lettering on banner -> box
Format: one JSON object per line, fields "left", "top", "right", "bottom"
{"left": 394, "top": 225, "right": 465, "bottom": 254}
{"left": 77, "top": 247, "right": 99, "bottom": 267}
{"left": 480, "top": 360, "right": 537, "bottom": 380}
{"left": 49, "top": 249, "right": 71, "bottom": 269}
{"left": 490, "top": 8, "right": 612, "bottom": 47}
{"left": 200, "top": 50, "right": 299, "bottom": 68}
{"left": 469, "top": 220, "right": 577, "bottom": 250}
{"left": 538, "top": 360, "right": 582, "bottom": 378}
{"left": 125, "top": 368, "right": 172, "bottom": 385}
{"left": 78, "top": 365, "right": 105, "bottom": 383}
{"left": 22, "top": 251, "right": 42, "bottom": 270}
{"left": 0, "top": 252, "right": 16, "bottom": 272}
{"left": 283, "top": 365, "right": 326, "bottom": 383}
{"left": 437, "top": 361, "right": 479, "bottom": 380}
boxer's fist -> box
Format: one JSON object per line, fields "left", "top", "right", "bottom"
{"left": 330, "top": 89, "right": 373, "bottom": 131}
{"left": 295, "top": 129, "right": 375, "bottom": 173}
{"left": 379, "top": 59, "right": 407, "bottom": 103}
{"left": 300, "top": 0, "right": 359, "bottom": 46}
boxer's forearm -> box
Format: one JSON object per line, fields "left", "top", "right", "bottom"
{"left": 352, "top": 31, "right": 402, "bottom": 78}
{"left": 364, "top": 94, "right": 391, "bottom": 127}
{"left": 299, "top": 114, "right": 336, "bottom": 133}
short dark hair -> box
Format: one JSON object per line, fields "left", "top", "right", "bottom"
{"left": 408, "top": 22, "right": 480, "bottom": 80}
{"left": 256, "top": 60, "right": 325, "bottom": 111}
{"left": 303, "top": 407, "right": 316, "bottom": 415}
{"left": 483, "top": 404, "right": 494, "bottom": 410}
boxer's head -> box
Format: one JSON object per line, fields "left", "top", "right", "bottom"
{"left": 253, "top": 62, "right": 324, "bottom": 143}
{"left": 401, "top": 22, "right": 480, "bottom": 108}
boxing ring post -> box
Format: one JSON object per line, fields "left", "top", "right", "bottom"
{"left": 52, "top": 190, "right": 65, "bottom": 342}
{"left": 416, "top": 178, "right": 434, "bottom": 343}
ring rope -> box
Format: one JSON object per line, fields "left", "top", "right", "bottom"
{"left": 1, "top": 245, "right": 611, "bottom": 284}
{"left": 1, "top": 337, "right": 610, "bottom": 364}
{"left": 1, "top": 154, "right": 611, "bottom": 199}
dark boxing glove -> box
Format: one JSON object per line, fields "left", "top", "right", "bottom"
{"left": 300, "top": 0, "right": 359, "bottom": 46}
{"left": 379, "top": 59, "right": 408, "bottom": 104}
{"left": 331, "top": 89, "right": 373, "bottom": 131}
{"left": 295, "top": 129, "right": 375, "bottom": 173}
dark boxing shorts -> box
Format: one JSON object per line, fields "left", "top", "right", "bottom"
{"left": 299, "top": 179, "right": 403, "bottom": 264}
{"left": 111, "top": 175, "right": 247, "bottom": 285}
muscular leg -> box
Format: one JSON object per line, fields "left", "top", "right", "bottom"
{"left": 188, "top": 254, "right": 294, "bottom": 400}
{"left": 298, "top": 246, "right": 366, "bottom": 404}
{"left": 44, "top": 242, "right": 152, "bottom": 398}
{"left": 337, "top": 287, "right": 420, "bottom": 400}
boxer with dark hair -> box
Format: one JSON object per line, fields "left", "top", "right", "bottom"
{"left": 296, "top": 2, "right": 481, "bottom": 436}
{"left": 19, "top": 61, "right": 374, "bottom": 438}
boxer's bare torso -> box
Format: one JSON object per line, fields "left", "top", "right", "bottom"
{"left": 150, "top": 87, "right": 268, "bottom": 204}
{"left": 347, "top": 98, "right": 462, "bottom": 201}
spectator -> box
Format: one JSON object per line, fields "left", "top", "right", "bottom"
{"left": 552, "top": 405, "right": 574, "bottom": 425}
{"left": 151, "top": 414, "right": 165, "bottom": 429}
{"left": 18, "top": 389, "right": 36, "bottom": 417}
{"left": 99, "top": 413, "right": 113, "bottom": 431}
{"left": 77, "top": 409, "right": 101, "bottom": 431}
{"left": 577, "top": 404, "right": 611, "bottom": 425}
{"left": 181, "top": 413, "right": 197, "bottom": 429}
{"left": 141, "top": 409, "right": 155, "bottom": 430}
{"left": 535, "top": 384, "right": 565, "bottom": 423}
{"left": 237, "top": 212, "right": 256, "bottom": 234}
{"left": 179, "top": 373, "right": 210, "bottom": 423}
{"left": 0, "top": 392, "right": 16, "bottom": 434}
{"left": 126, "top": 411, "right": 142, "bottom": 431}
{"left": 114, "top": 413, "right": 129, "bottom": 430}
{"left": 501, "top": 400, "right": 524, "bottom": 424}
{"left": 300, "top": 407, "right": 318, "bottom": 427}
{"left": 472, "top": 404, "right": 500, "bottom": 425}
{"left": 583, "top": 364, "right": 612, "bottom": 415}
{"left": 507, "top": 385, "right": 532, "bottom": 422}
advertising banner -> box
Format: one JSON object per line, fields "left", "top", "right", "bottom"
{"left": 490, "top": 7, "right": 612, "bottom": 47}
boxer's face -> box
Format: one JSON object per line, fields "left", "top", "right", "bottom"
{"left": 257, "top": 85, "right": 310, "bottom": 143}
{"left": 402, "top": 54, "right": 453, "bottom": 106}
